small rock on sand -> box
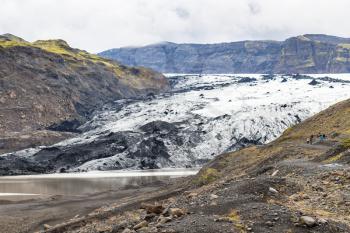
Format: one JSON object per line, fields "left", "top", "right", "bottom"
{"left": 157, "top": 216, "right": 172, "bottom": 225}
{"left": 133, "top": 220, "right": 148, "bottom": 230}
{"left": 43, "top": 224, "right": 51, "bottom": 230}
{"left": 169, "top": 208, "right": 186, "bottom": 217}
{"left": 269, "top": 187, "right": 279, "bottom": 194}
{"left": 141, "top": 203, "right": 164, "bottom": 214}
{"left": 300, "top": 216, "right": 316, "bottom": 227}
{"left": 318, "top": 218, "right": 328, "bottom": 224}
{"left": 121, "top": 229, "right": 135, "bottom": 233}
{"left": 271, "top": 170, "right": 279, "bottom": 176}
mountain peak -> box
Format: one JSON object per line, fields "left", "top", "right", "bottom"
{"left": 32, "top": 39, "right": 84, "bottom": 57}
{"left": 302, "top": 34, "right": 350, "bottom": 44}
{"left": 0, "top": 33, "right": 27, "bottom": 43}
{"left": 33, "top": 39, "right": 70, "bottom": 47}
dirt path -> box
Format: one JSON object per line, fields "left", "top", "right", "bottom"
{"left": 299, "top": 143, "right": 332, "bottom": 150}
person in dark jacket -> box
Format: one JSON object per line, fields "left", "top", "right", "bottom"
{"left": 310, "top": 134, "right": 314, "bottom": 144}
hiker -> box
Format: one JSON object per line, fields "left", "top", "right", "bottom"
{"left": 306, "top": 137, "right": 310, "bottom": 144}
{"left": 319, "top": 134, "right": 324, "bottom": 142}
{"left": 310, "top": 134, "right": 314, "bottom": 144}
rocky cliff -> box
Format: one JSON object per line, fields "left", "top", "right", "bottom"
{"left": 0, "top": 34, "right": 169, "bottom": 154}
{"left": 99, "top": 34, "right": 350, "bottom": 74}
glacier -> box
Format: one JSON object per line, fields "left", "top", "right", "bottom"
{"left": 1, "top": 74, "right": 350, "bottom": 174}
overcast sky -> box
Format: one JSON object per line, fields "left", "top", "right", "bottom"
{"left": 0, "top": 0, "right": 349, "bottom": 53}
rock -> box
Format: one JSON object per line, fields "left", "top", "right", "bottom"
{"left": 133, "top": 220, "right": 148, "bottom": 230}
{"left": 144, "top": 213, "right": 157, "bottom": 221}
{"left": 169, "top": 208, "right": 186, "bottom": 217}
{"left": 265, "top": 221, "right": 274, "bottom": 227}
{"left": 8, "top": 90, "right": 16, "bottom": 99}
{"left": 271, "top": 170, "right": 279, "bottom": 176}
{"left": 161, "top": 206, "right": 170, "bottom": 216}
{"left": 300, "top": 216, "right": 316, "bottom": 227}
{"left": 317, "top": 218, "right": 328, "bottom": 224}
{"left": 210, "top": 201, "right": 218, "bottom": 206}
{"left": 157, "top": 216, "right": 172, "bottom": 225}
{"left": 210, "top": 194, "right": 219, "bottom": 200}
{"left": 111, "top": 222, "right": 129, "bottom": 233}
{"left": 309, "top": 79, "right": 321, "bottom": 86}
{"left": 43, "top": 224, "right": 51, "bottom": 230}
{"left": 141, "top": 203, "right": 165, "bottom": 214}
{"left": 186, "top": 192, "right": 198, "bottom": 199}
{"left": 214, "top": 217, "right": 233, "bottom": 223}
{"left": 268, "top": 187, "right": 279, "bottom": 194}
{"left": 121, "top": 229, "right": 134, "bottom": 233}
{"left": 147, "top": 227, "right": 158, "bottom": 232}
{"left": 238, "top": 77, "right": 257, "bottom": 83}
{"left": 138, "top": 227, "right": 150, "bottom": 232}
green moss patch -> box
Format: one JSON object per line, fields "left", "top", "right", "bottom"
{"left": 341, "top": 138, "right": 350, "bottom": 149}
{"left": 194, "top": 168, "right": 219, "bottom": 185}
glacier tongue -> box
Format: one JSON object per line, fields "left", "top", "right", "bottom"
{"left": 69, "top": 74, "right": 350, "bottom": 171}
{"left": 2, "top": 74, "right": 350, "bottom": 174}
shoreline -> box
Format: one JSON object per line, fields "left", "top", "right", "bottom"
{"left": 0, "top": 168, "right": 199, "bottom": 180}
{"left": 0, "top": 175, "right": 186, "bottom": 233}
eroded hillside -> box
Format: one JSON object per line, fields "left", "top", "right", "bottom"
{"left": 0, "top": 34, "right": 169, "bottom": 154}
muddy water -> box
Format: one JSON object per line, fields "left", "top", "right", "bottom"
{"left": 0, "top": 169, "right": 198, "bottom": 196}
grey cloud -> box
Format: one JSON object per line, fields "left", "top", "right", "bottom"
{"left": 0, "top": 0, "right": 349, "bottom": 53}
{"left": 174, "top": 7, "right": 190, "bottom": 19}
{"left": 248, "top": 1, "right": 261, "bottom": 15}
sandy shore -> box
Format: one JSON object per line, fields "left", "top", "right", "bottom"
{"left": 0, "top": 181, "right": 169, "bottom": 233}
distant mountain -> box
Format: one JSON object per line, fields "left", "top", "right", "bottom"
{"left": 0, "top": 34, "right": 169, "bottom": 154}
{"left": 99, "top": 34, "right": 350, "bottom": 74}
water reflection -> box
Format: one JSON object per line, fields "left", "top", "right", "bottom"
{"left": 0, "top": 169, "right": 198, "bottom": 196}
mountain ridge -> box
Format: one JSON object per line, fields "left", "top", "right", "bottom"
{"left": 99, "top": 34, "right": 350, "bottom": 74}
{"left": 0, "top": 34, "right": 169, "bottom": 154}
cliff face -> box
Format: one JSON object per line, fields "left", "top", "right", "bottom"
{"left": 0, "top": 34, "right": 169, "bottom": 153}
{"left": 99, "top": 34, "right": 350, "bottom": 74}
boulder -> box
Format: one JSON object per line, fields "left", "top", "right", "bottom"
{"left": 169, "top": 208, "right": 186, "bottom": 217}
{"left": 300, "top": 216, "right": 316, "bottom": 227}
{"left": 141, "top": 203, "right": 165, "bottom": 214}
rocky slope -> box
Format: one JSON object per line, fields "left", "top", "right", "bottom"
{"left": 1, "top": 74, "right": 349, "bottom": 175}
{"left": 0, "top": 34, "right": 169, "bottom": 154}
{"left": 41, "top": 98, "right": 350, "bottom": 233}
{"left": 99, "top": 34, "right": 350, "bottom": 74}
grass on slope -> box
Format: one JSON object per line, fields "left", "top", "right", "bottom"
{"left": 0, "top": 40, "right": 30, "bottom": 48}
{"left": 0, "top": 37, "right": 118, "bottom": 68}
{"left": 279, "top": 99, "right": 350, "bottom": 142}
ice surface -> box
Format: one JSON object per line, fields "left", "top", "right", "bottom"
{"left": 4, "top": 74, "right": 350, "bottom": 171}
